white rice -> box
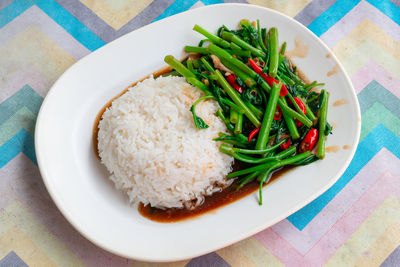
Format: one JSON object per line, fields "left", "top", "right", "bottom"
{"left": 98, "top": 76, "right": 234, "bottom": 209}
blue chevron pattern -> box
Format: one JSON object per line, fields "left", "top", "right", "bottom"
{"left": 358, "top": 80, "right": 400, "bottom": 116}
{"left": 0, "top": 129, "right": 36, "bottom": 168}
{"left": 0, "top": 85, "right": 43, "bottom": 125}
{"left": 288, "top": 124, "right": 400, "bottom": 229}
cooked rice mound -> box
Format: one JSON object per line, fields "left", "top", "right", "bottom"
{"left": 98, "top": 76, "right": 234, "bottom": 209}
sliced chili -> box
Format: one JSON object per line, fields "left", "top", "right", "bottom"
{"left": 274, "top": 105, "right": 282, "bottom": 120}
{"left": 294, "top": 97, "right": 307, "bottom": 127}
{"left": 280, "top": 139, "right": 291, "bottom": 150}
{"left": 226, "top": 74, "right": 243, "bottom": 93}
{"left": 298, "top": 128, "right": 318, "bottom": 153}
{"left": 248, "top": 58, "right": 263, "bottom": 73}
{"left": 248, "top": 127, "right": 260, "bottom": 143}
{"left": 248, "top": 58, "right": 288, "bottom": 96}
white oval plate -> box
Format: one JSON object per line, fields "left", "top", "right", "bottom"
{"left": 35, "top": 3, "right": 361, "bottom": 262}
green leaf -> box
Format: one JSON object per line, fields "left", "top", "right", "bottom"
{"left": 209, "top": 82, "right": 229, "bottom": 114}
{"left": 213, "top": 135, "right": 248, "bottom": 144}
{"left": 254, "top": 74, "right": 265, "bottom": 85}
{"left": 271, "top": 119, "right": 289, "bottom": 135}
{"left": 287, "top": 84, "right": 308, "bottom": 98}
{"left": 325, "top": 122, "right": 333, "bottom": 136}
{"left": 190, "top": 105, "right": 209, "bottom": 129}
{"left": 235, "top": 77, "right": 245, "bottom": 88}
{"left": 242, "top": 25, "right": 260, "bottom": 47}
{"left": 306, "top": 91, "right": 319, "bottom": 114}
{"left": 242, "top": 88, "right": 262, "bottom": 105}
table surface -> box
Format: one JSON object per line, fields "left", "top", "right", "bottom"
{"left": 1, "top": 0, "right": 400, "bottom": 266}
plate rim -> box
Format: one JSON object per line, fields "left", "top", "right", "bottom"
{"left": 35, "top": 3, "right": 361, "bottom": 262}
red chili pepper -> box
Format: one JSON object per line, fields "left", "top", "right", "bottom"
{"left": 298, "top": 129, "right": 319, "bottom": 153}
{"left": 226, "top": 75, "right": 243, "bottom": 93}
{"left": 293, "top": 97, "right": 307, "bottom": 127}
{"left": 248, "top": 127, "right": 260, "bottom": 143}
{"left": 280, "top": 139, "right": 291, "bottom": 150}
{"left": 248, "top": 58, "right": 263, "bottom": 73}
{"left": 248, "top": 58, "right": 288, "bottom": 96}
{"left": 274, "top": 105, "right": 282, "bottom": 120}
{"left": 294, "top": 97, "right": 306, "bottom": 113}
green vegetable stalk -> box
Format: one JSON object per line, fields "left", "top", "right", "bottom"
{"left": 317, "top": 90, "right": 330, "bottom": 159}
{"left": 268, "top": 27, "right": 279, "bottom": 78}
{"left": 164, "top": 55, "right": 212, "bottom": 95}
{"left": 255, "top": 82, "right": 281, "bottom": 150}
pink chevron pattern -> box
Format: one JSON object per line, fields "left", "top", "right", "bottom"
{"left": 0, "top": 66, "right": 51, "bottom": 100}
{"left": 268, "top": 149, "right": 400, "bottom": 255}
{"left": 1, "top": 0, "right": 400, "bottom": 266}
{"left": 256, "top": 160, "right": 400, "bottom": 266}
{"left": 352, "top": 60, "right": 400, "bottom": 96}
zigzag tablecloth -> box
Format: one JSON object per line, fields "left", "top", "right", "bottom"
{"left": 1, "top": 0, "right": 400, "bottom": 266}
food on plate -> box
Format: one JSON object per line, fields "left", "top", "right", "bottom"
{"left": 165, "top": 19, "right": 331, "bottom": 205}
{"left": 96, "top": 19, "right": 331, "bottom": 216}
{"left": 97, "top": 76, "right": 234, "bottom": 209}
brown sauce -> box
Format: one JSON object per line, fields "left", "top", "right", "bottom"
{"left": 138, "top": 165, "right": 294, "bottom": 223}
{"left": 326, "top": 53, "right": 332, "bottom": 58}
{"left": 333, "top": 98, "right": 349, "bottom": 107}
{"left": 326, "top": 145, "right": 340, "bottom": 153}
{"left": 327, "top": 63, "right": 340, "bottom": 77}
{"left": 285, "top": 57, "right": 311, "bottom": 85}
{"left": 285, "top": 36, "right": 310, "bottom": 58}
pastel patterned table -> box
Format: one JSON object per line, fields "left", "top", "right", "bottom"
{"left": 1, "top": 0, "right": 400, "bottom": 266}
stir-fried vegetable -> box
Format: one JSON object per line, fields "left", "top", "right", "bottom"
{"left": 190, "top": 95, "right": 215, "bottom": 129}
{"left": 255, "top": 82, "right": 281, "bottom": 150}
{"left": 163, "top": 20, "right": 332, "bottom": 204}
{"left": 317, "top": 90, "right": 330, "bottom": 159}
